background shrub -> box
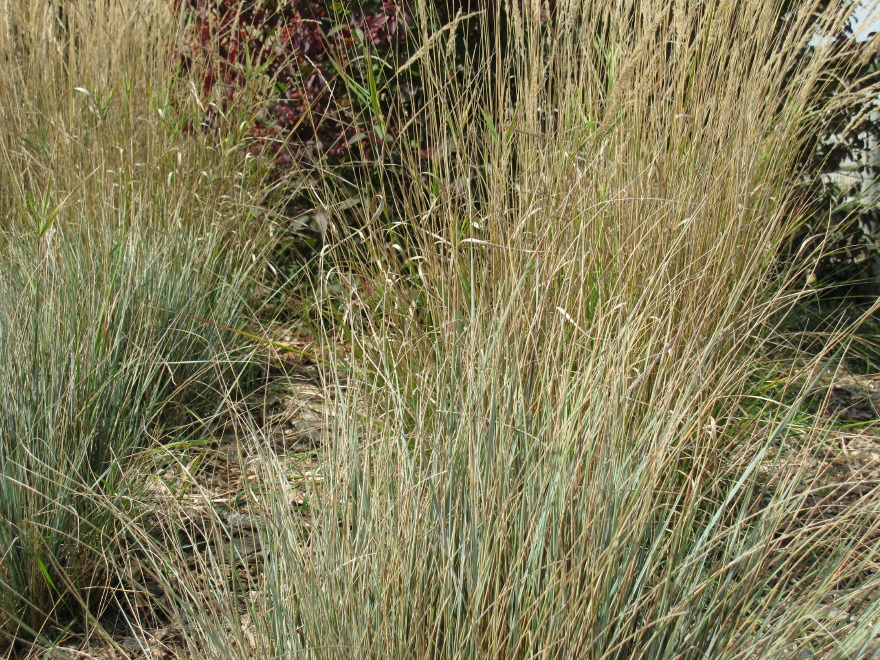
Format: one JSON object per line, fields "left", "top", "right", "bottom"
{"left": 174, "top": 0, "right": 413, "bottom": 166}
{"left": 790, "top": 13, "right": 880, "bottom": 297}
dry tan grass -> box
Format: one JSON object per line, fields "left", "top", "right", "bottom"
{"left": 5, "top": 1, "right": 880, "bottom": 658}
{"left": 0, "top": 0, "right": 278, "bottom": 652}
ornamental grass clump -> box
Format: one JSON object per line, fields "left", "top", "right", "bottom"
{"left": 30, "top": 1, "right": 880, "bottom": 658}
{"left": 150, "top": 1, "right": 880, "bottom": 657}
{"left": 0, "top": 221, "right": 257, "bottom": 643}
{"left": 0, "top": 0, "right": 274, "bottom": 646}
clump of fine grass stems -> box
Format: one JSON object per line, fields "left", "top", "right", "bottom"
{"left": 124, "top": 1, "right": 880, "bottom": 658}
{"left": 0, "top": 0, "right": 287, "bottom": 650}
{"left": 6, "top": 0, "right": 880, "bottom": 658}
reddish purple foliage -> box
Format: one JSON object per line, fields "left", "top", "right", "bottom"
{"left": 174, "top": 1, "right": 411, "bottom": 166}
